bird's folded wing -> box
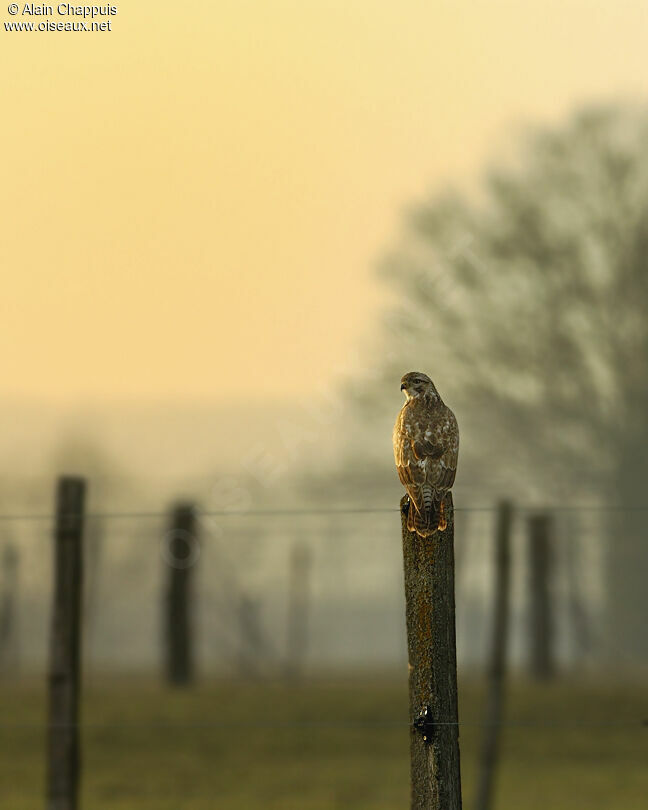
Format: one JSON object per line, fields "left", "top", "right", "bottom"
{"left": 412, "top": 439, "right": 443, "bottom": 461}
{"left": 436, "top": 456, "right": 457, "bottom": 489}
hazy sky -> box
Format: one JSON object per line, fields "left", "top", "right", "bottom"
{"left": 3, "top": 0, "right": 647, "bottom": 403}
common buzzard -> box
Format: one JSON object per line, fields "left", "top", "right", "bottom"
{"left": 393, "top": 371, "right": 459, "bottom": 537}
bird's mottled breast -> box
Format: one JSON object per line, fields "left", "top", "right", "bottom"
{"left": 393, "top": 400, "right": 421, "bottom": 464}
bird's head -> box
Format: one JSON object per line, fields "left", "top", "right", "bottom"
{"left": 400, "top": 371, "right": 439, "bottom": 402}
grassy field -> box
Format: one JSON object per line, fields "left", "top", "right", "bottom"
{"left": 1, "top": 675, "right": 646, "bottom": 809}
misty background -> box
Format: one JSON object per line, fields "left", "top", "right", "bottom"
{"left": 2, "top": 103, "right": 648, "bottom": 679}
{"left": 4, "top": 5, "right": 648, "bottom": 806}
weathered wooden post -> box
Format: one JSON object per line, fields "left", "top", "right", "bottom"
{"left": 401, "top": 493, "right": 462, "bottom": 810}
{"left": 47, "top": 476, "right": 86, "bottom": 810}
{"left": 527, "top": 513, "right": 554, "bottom": 680}
{"left": 164, "top": 503, "right": 197, "bottom": 687}
{"left": 474, "top": 501, "right": 513, "bottom": 810}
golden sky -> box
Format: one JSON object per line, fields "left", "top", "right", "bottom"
{"left": 2, "top": 0, "right": 647, "bottom": 403}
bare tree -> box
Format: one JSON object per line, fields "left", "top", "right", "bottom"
{"left": 353, "top": 104, "right": 648, "bottom": 661}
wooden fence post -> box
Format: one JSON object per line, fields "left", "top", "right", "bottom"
{"left": 527, "top": 513, "right": 554, "bottom": 680}
{"left": 47, "top": 476, "right": 86, "bottom": 810}
{"left": 164, "top": 503, "right": 197, "bottom": 687}
{"left": 238, "top": 594, "right": 269, "bottom": 678}
{"left": 401, "top": 493, "right": 462, "bottom": 810}
{"left": 84, "top": 516, "right": 104, "bottom": 678}
{"left": 284, "top": 542, "right": 312, "bottom": 680}
{"left": 0, "top": 542, "right": 19, "bottom": 675}
{"left": 563, "top": 513, "right": 592, "bottom": 662}
{"left": 474, "top": 500, "right": 513, "bottom": 810}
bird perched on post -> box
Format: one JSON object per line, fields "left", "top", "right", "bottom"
{"left": 393, "top": 372, "right": 459, "bottom": 537}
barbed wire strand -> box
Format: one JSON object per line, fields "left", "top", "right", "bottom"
{"left": 0, "top": 718, "right": 645, "bottom": 730}
{"left": 1, "top": 504, "right": 648, "bottom": 522}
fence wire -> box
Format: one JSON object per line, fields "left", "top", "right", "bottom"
{"left": 0, "top": 503, "right": 648, "bottom": 523}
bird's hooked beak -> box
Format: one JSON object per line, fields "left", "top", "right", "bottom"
{"left": 400, "top": 383, "right": 406, "bottom": 391}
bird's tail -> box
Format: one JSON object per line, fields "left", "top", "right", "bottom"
{"left": 407, "top": 491, "right": 442, "bottom": 538}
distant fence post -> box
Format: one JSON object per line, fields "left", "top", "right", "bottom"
{"left": 0, "top": 542, "right": 19, "bottom": 675}
{"left": 84, "top": 516, "right": 104, "bottom": 678}
{"left": 563, "top": 513, "right": 592, "bottom": 662}
{"left": 284, "top": 542, "right": 312, "bottom": 680}
{"left": 474, "top": 500, "right": 513, "bottom": 810}
{"left": 238, "top": 594, "right": 268, "bottom": 678}
{"left": 47, "top": 476, "right": 86, "bottom": 810}
{"left": 164, "top": 503, "right": 197, "bottom": 687}
{"left": 527, "top": 513, "right": 554, "bottom": 680}
{"left": 401, "top": 493, "right": 462, "bottom": 810}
